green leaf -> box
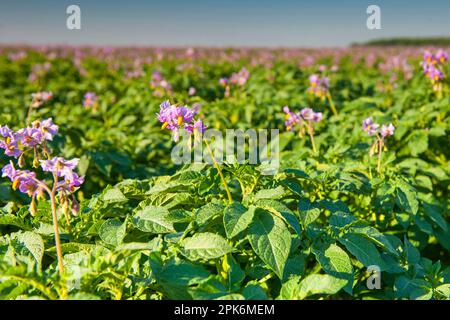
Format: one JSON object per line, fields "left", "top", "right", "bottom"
{"left": 157, "top": 260, "right": 210, "bottom": 300}
{"left": 132, "top": 206, "right": 175, "bottom": 234}
{"left": 116, "top": 238, "right": 162, "bottom": 251}
{"left": 248, "top": 208, "right": 291, "bottom": 278}
{"left": 348, "top": 224, "right": 399, "bottom": 256}
{"left": 256, "top": 199, "right": 302, "bottom": 236}
{"left": 395, "top": 180, "right": 419, "bottom": 215}
{"left": 313, "top": 243, "right": 354, "bottom": 293}
{"left": 12, "top": 231, "right": 44, "bottom": 268}
{"left": 99, "top": 219, "right": 126, "bottom": 246}
{"left": 195, "top": 202, "right": 225, "bottom": 226}
{"left": 408, "top": 130, "right": 428, "bottom": 157}
{"left": 298, "top": 199, "right": 320, "bottom": 227}
{"left": 423, "top": 203, "right": 447, "bottom": 231}
{"left": 101, "top": 187, "right": 128, "bottom": 203}
{"left": 339, "top": 233, "right": 385, "bottom": 268}
{"left": 254, "top": 186, "right": 285, "bottom": 200}
{"left": 435, "top": 284, "right": 450, "bottom": 298}
{"left": 181, "top": 233, "right": 232, "bottom": 261}
{"left": 404, "top": 239, "right": 421, "bottom": 265}
{"left": 241, "top": 284, "right": 268, "bottom": 300}
{"left": 297, "top": 274, "right": 347, "bottom": 299}
{"left": 223, "top": 203, "right": 254, "bottom": 239}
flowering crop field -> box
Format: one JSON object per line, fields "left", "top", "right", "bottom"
{"left": 0, "top": 46, "right": 449, "bottom": 300}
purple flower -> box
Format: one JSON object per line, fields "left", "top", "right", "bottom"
{"left": 362, "top": 117, "right": 379, "bottom": 136}
{"left": 33, "top": 118, "right": 58, "bottom": 141}
{"left": 40, "top": 157, "right": 79, "bottom": 178}
{"left": 381, "top": 124, "right": 395, "bottom": 137}
{"left": 17, "top": 127, "right": 43, "bottom": 147}
{"left": 157, "top": 101, "right": 196, "bottom": 131}
{"left": 300, "top": 108, "right": 314, "bottom": 121}
{"left": 57, "top": 172, "right": 84, "bottom": 192}
{"left": 300, "top": 108, "right": 323, "bottom": 123}
{"left": 219, "top": 78, "right": 229, "bottom": 87}
{"left": 436, "top": 49, "right": 449, "bottom": 64}
{"left": 308, "top": 74, "right": 329, "bottom": 98}
{"left": 423, "top": 51, "right": 435, "bottom": 64}
{"left": 185, "top": 120, "right": 206, "bottom": 134}
{"left": 0, "top": 126, "right": 22, "bottom": 158}
{"left": 0, "top": 137, "right": 22, "bottom": 158}
{"left": 2, "top": 163, "right": 17, "bottom": 180}
{"left": 312, "top": 112, "right": 323, "bottom": 122}
{"left": 0, "top": 125, "right": 13, "bottom": 138}
{"left": 230, "top": 67, "right": 250, "bottom": 86}
{"left": 424, "top": 65, "right": 444, "bottom": 82}
{"left": 2, "top": 164, "right": 43, "bottom": 196}
{"left": 83, "top": 92, "right": 98, "bottom": 109}
{"left": 283, "top": 106, "right": 301, "bottom": 131}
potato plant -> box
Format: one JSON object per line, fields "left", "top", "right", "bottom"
{"left": 0, "top": 46, "right": 449, "bottom": 300}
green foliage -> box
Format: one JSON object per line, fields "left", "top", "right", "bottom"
{"left": 0, "top": 46, "right": 449, "bottom": 300}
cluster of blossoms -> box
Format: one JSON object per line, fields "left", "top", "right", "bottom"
{"left": 158, "top": 100, "right": 232, "bottom": 204}
{"left": 283, "top": 106, "right": 323, "bottom": 153}
{"left": 157, "top": 100, "right": 206, "bottom": 142}
{"left": 83, "top": 92, "right": 98, "bottom": 111}
{"left": 150, "top": 71, "right": 173, "bottom": 97}
{"left": 283, "top": 106, "right": 323, "bottom": 132}
{"left": 421, "top": 50, "right": 448, "bottom": 91}
{"left": 362, "top": 117, "right": 395, "bottom": 174}
{"left": 308, "top": 74, "right": 330, "bottom": 99}
{"left": 1, "top": 119, "right": 84, "bottom": 216}
{"left": 0, "top": 118, "right": 58, "bottom": 159}
{"left": 362, "top": 117, "right": 395, "bottom": 138}
{"left": 219, "top": 67, "right": 250, "bottom": 97}
{"left": 28, "top": 62, "right": 51, "bottom": 82}
{"left": 379, "top": 55, "right": 414, "bottom": 81}
{"left": 1, "top": 118, "right": 84, "bottom": 274}
{"left": 31, "top": 91, "right": 53, "bottom": 108}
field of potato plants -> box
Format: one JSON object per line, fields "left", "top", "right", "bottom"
{"left": 0, "top": 45, "right": 449, "bottom": 300}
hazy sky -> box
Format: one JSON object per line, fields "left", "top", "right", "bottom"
{"left": 0, "top": 0, "right": 449, "bottom": 47}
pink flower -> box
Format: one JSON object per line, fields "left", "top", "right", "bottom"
{"left": 283, "top": 106, "right": 301, "bottom": 131}
{"left": 230, "top": 67, "right": 250, "bottom": 86}
{"left": 188, "top": 87, "right": 197, "bottom": 96}
{"left": 17, "top": 127, "right": 44, "bottom": 147}
{"left": 40, "top": 157, "right": 79, "bottom": 178}
{"left": 381, "top": 124, "right": 395, "bottom": 137}
{"left": 32, "top": 118, "right": 58, "bottom": 141}
{"left": 83, "top": 92, "right": 98, "bottom": 109}
{"left": 362, "top": 117, "right": 379, "bottom": 136}
{"left": 185, "top": 120, "right": 207, "bottom": 135}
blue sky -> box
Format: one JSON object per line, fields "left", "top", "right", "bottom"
{"left": 0, "top": 0, "right": 449, "bottom": 47}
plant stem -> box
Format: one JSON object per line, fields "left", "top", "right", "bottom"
{"left": 307, "top": 123, "right": 317, "bottom": 154}
{"left": 26, "top": 103, "right": 34, "bottom": 125}
{"left": 326, "top": 92, "right": 338, "bottom": 116}
{"left": 377, "top": 138, "right": 383, "bottom": 174}
{"left": 204, "top": 139, "right": 233, "bottom": 204}
{"left": 50, "top": 174, "right": 64, "bottom": 275}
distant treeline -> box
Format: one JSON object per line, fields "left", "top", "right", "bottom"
{"left": 353, "top": 37, "right": 450, "bottom": 46}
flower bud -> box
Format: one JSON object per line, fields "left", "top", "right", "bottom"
{"left": 29, "top": 197, "right": 37, "bottom": 217}
{"left": 18, "top": 154, "right": 25, "bottom": 168}
{"left": 33, "top": 157, "right": 40, "bottom": 168}
{"left": 71, "top": 199, "right": 79, "bottom": 217}
{"left": 62, "top": 200, "right": 69, "bottom": 215}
